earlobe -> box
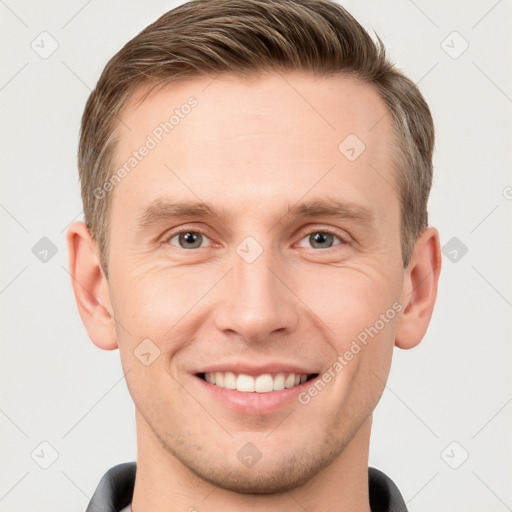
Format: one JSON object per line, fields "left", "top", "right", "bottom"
{"left": 395, "top": 227, "right": 442, "bottom": 350}
{"left": 66, "top": 221, "right": 118, "bottom": 350}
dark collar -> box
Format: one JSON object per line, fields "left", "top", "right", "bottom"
{"left": 86, "top": 462, "right": 408, "bottom": 512}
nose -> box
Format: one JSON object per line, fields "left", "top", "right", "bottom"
{"left": 213, "top": 242, "right": 300, "bottom": 344}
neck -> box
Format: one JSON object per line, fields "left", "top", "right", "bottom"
{"left": 131, "top": 411, "right": 373, "bottom": 512}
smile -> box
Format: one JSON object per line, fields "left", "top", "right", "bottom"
{"left": 198, "top": 371, "right": 319, "bottom": 393}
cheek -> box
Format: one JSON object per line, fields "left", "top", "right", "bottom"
{"left": 122, "top": 354, "right": 192, "bottom": 439}
{"left": 294, "top": 264, "right": 401, "bottom": 391}
{"left": 111, "top": 261, "right": 214, "bottom": 341}
{"left": 296, "top": 263, "right": 401, "bottom": 335}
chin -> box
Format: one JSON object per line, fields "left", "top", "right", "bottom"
{"left": 190, "top": 460, "right": 316, "bottom": 494}
{"left": 172, "top": 436, "right": 345, "bottom": 495}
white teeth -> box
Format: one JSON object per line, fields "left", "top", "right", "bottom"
{"left": 215, "top": 371, "right": 224, "bottom": 387}
{"left": 285, "top": 374, "right": 295, "bottom": 389}
{"left": 273, "top": 373, "right": 285, "bottom": 390}
{"left": 224, "top": 371, "right": 237, "bottom": 389}
{"left": 255, "top": 374, "right": 274, "bottom": 393}
{"left": 236, "top": 374, "right": 255, "bottom": 392}
{"left": 203, "top": 371, "right": 311, "bottom": 392}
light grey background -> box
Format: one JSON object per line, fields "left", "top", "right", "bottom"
{"left": 1, "top": 1, "right": 511, "bottom": 511}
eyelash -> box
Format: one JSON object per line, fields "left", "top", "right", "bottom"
{"left": 163, "top": 226, "right": 349, "bottom": 251}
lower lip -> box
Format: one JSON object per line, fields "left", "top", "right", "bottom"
{"left": 192, "top": 374, "right": 315, "bottom": 415}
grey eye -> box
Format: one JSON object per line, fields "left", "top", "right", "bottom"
{"left": 309, "top": 232, "right": 334, "bottom": 249}
{"left": 298, "top": 231, "right": 342, "bottom": 249}
{"left": 169, "top": 231, "right": 206, "bottom": 249}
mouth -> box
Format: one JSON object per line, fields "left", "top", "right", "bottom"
{"left": 196, "top": 371, "right": 319, "bottom": 393}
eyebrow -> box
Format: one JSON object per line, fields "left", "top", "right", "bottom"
{"left": 136, "top": 196, "right": 375, "bottom": 231}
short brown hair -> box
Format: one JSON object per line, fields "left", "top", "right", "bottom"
{"left": 78, "top": 0, "right": 434, "bottom": 276}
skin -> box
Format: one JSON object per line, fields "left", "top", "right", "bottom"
{"left": 67, "top": 71, "right": 441, "bottom": 512}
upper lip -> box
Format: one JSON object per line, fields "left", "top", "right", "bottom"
{"left": 195, "top": 362, "right": 319, "bottom": 376}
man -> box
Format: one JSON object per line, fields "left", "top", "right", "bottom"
{"left": 66, "top": 0, "right": 441, "bottom": 510}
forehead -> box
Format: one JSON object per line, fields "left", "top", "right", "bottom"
{"left": 110, "top": 71, "right": 397, "bottom": 224}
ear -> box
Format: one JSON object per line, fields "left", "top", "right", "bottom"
{"left": 395, "top": 226, "right": 442, "bottom": 349}
{"left": 66, "top": 221, "right": 118, "bottom": 350}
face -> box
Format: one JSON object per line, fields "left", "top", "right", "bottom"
{"left": 103, "top": 72, "right": 406, "bottom": 492}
